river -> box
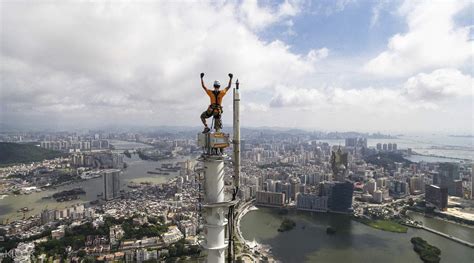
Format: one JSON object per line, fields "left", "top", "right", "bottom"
{"left": 0, "top": 140, "right": 191, "bottom": 222}
{"left": 240, "top": 208, "right": 474, "bottom": 263}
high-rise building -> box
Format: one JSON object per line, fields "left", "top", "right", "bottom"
{"left": 275, "top": 180, "right": 283, "bottom": 193}
{"left": 296, "top": 194, "right": 328, "bottom": 212}
{"left": 265, "top": 179, "right": 276, "bottom": 192}
{"left": 289, "top": 177, "right": 301, "bottom": 201}
{"left": 345, "top": 138, "right": 357, "bottom": 147}
{"left": 256, "top": 191, "right": 285, "bottom": 207}
{"left": 281, "top": 182, "right": 291, "bottom": 203}
{"left": 40, "top": 209, "right": 56, "bottom": 224}
{"left": 345, "top": 138, "right": 367, "bottom": 148}
{"left": 373, "top": 190, "right": 383, "bottom": 203}
{"left": 425, "top": 184, "right": 448, "bottom": 211}
{"left": 376, "top": 177, "right": 387, "bottom": 189}
{"left": 365, "top": 179, "right": 377, "bottom": 194}
{"left": 103, "top": 169, "right": 121, "bottom": 200}
{"left": 453, "top": 180, "right": 463, "bottom": 197}
{"left": 390, "top": 180, "right": 409, "bottom": 197}
{"left": 328, "top": 181, "right": 353, "bottom": 213}
{"left": 376, "top": 143, "right": 382, "bottom": 151}
{"left": 409, "top": 176, "right": 424, "bottom": 195}
{"left": 438, "top": 163, "right": 460, "bottom": 196}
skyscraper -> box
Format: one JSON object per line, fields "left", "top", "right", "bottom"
{"left": 289, "top": 177, "right": 301, "bottom": 201}
{"left": 103, "top": 169, "right": 121, "bottom": 200}
{"left": 438, "top": 163, "right": 460, "bottom": 196}
{"left": 327, "top": 181, "right": 353, "bottom": 213}
{"left": 425, "top": 184, "right": 448, "bottom": 211}
{"left": 376, "top": 143, "right": 382, "bottom": 151}
{"left": 409, "top": 176, "right": 424, "bottom": 195}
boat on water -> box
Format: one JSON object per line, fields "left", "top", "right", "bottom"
{"left": 56, "top": 195, "right": 80, "bottom": 202}
{"left": 17, "top": 207, "right": 33, "bottom": 213}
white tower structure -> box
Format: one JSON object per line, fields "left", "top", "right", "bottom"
{"left": 197, "top": 78, "right": 240, "bottom": 263}
{"left": 201, "top": 154, "right": 229, "bottom": 262}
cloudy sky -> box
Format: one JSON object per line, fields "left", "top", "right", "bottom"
{"left": 1, "top": 0, "right": 473, "bottom": 133}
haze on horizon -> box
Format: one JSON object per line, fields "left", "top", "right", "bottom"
{"left": 1, "top": 0, "right": 473, "bottom": 134}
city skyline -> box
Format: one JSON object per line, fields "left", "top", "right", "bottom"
{"left": 1, "top": 0, "right": 473, "bottom": 133}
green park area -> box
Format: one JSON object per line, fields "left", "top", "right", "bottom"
{"left": 356, "top": 218, "right": 408, "bottom": 233}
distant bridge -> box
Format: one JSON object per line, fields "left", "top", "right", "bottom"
{"left": 421, "top": 226, "right": 474, "bottom": 248}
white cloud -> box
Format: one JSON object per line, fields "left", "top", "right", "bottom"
{"left": 0, "top": 1, "right": 472, "bottom": 133}
{"left": 242, "top": 102, "right": 269, "bottom": 112}
{"left": 0, "top": 1, "right": 312, "bottom": 128}
{"left": 403, "top": 68, "right": 474, "bottom": 100}
{"left": 238, "top": 0, "right": 301, "bottom": 31}
{"left": 270, "top": 85, "right": 326, "bottom": 108}
{"left": 307, "top": 48, "right": 329, "bottom": 62}
{"left": 364, "top": 0, "right": 472, "bottom": 77}
{"left": 270, "top": 68, "right": 473, "bottom": 113}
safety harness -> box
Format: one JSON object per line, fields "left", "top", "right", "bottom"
{"left": 210, "top": 90, "right": 223, "bottom": 113}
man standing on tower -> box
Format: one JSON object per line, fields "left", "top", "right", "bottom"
{"left": 200, "top": 72, "right": 233, "bottom": 133}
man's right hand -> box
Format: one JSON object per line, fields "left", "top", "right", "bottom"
{"left": 200, "top": 73, "right": 205, "bottom": 78}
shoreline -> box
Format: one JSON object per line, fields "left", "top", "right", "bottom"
{"left": 406, "top": 207, "right": 474, "bottom": 227}
{"left": 237, "top": 204, "right": 474, "bottom": 261}
{"left": 235, "top": 200, "right": 274, "bottom": 262}
{"left": 406, "top": 210, "right": 474, "bottom": 229}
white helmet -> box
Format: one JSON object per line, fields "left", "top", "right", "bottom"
{"left": 213, "top": 80, "right": 221, "bottom": 87}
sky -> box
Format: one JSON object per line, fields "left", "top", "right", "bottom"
{"left": 0, "top": 0, "right": 473, "bottom": 134}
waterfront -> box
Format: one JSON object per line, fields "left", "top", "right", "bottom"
{"left": 0, "top": 141, "right": 186, "bottom": 222}
{"left": 407, "top": 211, "right": 474, "bottom": 243}
{"left": 240, "top": 208, "right": 474, "bottom": 263}
{"left": 318, "top": 134, "right": 473, "bottom": 161}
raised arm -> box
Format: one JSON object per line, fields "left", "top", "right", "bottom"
{"left": 225, "top": 73, "right": 233, "bottom": 91}
{"left": 200, "top": 72, "right": 207, "bottom": 91}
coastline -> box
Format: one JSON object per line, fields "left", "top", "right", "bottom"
{"left": 407, "top": 207, "right": 474, "bottom": 227}
{"left": 235, "top": 200, "right": 276, "bottom": 262}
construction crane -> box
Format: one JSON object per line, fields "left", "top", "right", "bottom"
{"left": 197, "top": 79, "right": 241, "bottom": 263}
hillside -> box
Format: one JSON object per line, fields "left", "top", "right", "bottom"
{"left": 0, "top": 142, "right": 64, "bottom": 165}
{"left": 364, "top": 152, "right": 412, "bottom": 170}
